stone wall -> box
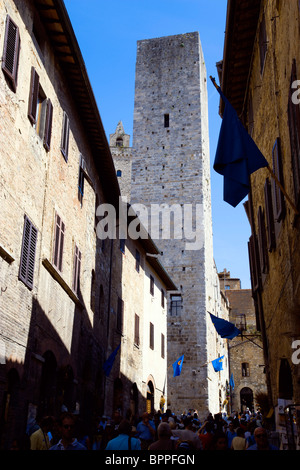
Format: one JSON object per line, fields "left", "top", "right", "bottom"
{"left": 244, "top": 0, "right": 300, "bottom": 413}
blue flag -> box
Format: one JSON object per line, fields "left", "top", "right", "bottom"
{"left": 212, "top": 356, "right": 224, "bottom": 372}
{"left": 172, "top": 355, "right": 184, "bottom": 377}
{"left": 213, "top": 80, "right": 268, "bottom": 207}
{"left": 210, "top": 313, "right": 241, "bottom": 340}
{"left": 230, "top": 373, "right": 235, "bottom": 390}
{"left": 103, "top": 343, "right": 121, "bottom": 377}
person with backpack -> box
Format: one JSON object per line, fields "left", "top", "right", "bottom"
{"left": 105, "top": 419, "right": 141, "bottom": 450}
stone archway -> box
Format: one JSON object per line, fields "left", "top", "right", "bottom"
{"left": 146, "top": 380, "right": 154, "bottom": 414}
{"left": 240, "top": 387, "right": 254, "bottom": 412}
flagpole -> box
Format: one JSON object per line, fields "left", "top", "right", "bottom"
{"left": 210, "top": 76, "right": 299, "bottom": 216}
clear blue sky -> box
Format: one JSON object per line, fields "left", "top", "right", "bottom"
{"left": 64, "top": 0, "right": 252, "bottom": 289}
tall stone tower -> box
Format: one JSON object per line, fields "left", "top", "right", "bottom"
{"left": 130, "top": 32, "right": 223, "bottom": 414}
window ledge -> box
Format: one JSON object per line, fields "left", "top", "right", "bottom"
{"left": 0, "top": 245, "right": 15, "bottom": 264}
{"left": 42, "top": 258, "right": 84, "bottom": 309}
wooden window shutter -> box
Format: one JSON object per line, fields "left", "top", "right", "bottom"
{"left": 161, "top": 333, "right": 165, "bottom": 358}
{"left": 264, "top": 178, "right": 276, "bottom": 251}
{"left": 117, "top": 297, "right": 124, "bottom": 333}
{"left": 161, "top": 288, "right": 165, "bottom": 308}
{"left": 61, "top": 111, "right": 70, "bottom": 161}
{"left": 2, "top": 15, "right": 20, "bottom": 92}
{"left": 248, "top": 235, "right": 260, "bottom": 293}
{"left": 150, "top": 322, "right": 154, "bottom": 350}
{"left": 257, "top": 206, "right": 268, "bottom": 274}
{"left": 272, "top": 138, "right": 285, "bottom": 222}
{"left": 72, "top": 245, "right": 81, "bottom": 294}
{"left": 43, "top": 99, "right": 53, "bottom": 151}
{"left": 134, "top": 314, "right": 140, "bottom": 346}
{"left": 19, "top": 216, "right": 38, "bottom": 290}
{"left": 288, "top": 59, "right": 300, "bottom": 206}
{"left": 259, "top": 15, "right": 267, "bottom": 74}
{"left": 150, "top": 275, "right": 154, "bottom": 295}
{"left": 28, "top": 67, "right": 40, "bottom": 125}
{"left": 53, "top": 213, "right": 65, "bottom": 272}
{"left": 78, "top": 154, "right": 85, "bottom": 203}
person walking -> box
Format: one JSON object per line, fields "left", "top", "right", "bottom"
{"left": 105, "top": 420, "right": 141, "bottom": 450}
{"left": 50, "top": 412, "right": 87, "bottom": 450}
{"left": 135, "top": 412, "right": 156, "bottom": 450}
{"left": 225, "top": 422, "right": 237, "bottom": 449}
{"left": 172, "top": 416, "right": 202, "bottom": 450}
{"left": 231, "top": 427, "right": 248, "bottom": 450}
{"left": 30, "top": 416, "right": 54, "bottom": 450}
{"left": 247, "top": 427, "right": 278, "bottom": 450}
{"left": 148, "top": 423, "right": 177, "bottom": 451}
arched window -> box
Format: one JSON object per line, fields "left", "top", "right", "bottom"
{"left": 116, "top": 138, "right": 123, "bottom": 147}
{"left": 116, "top": 170, "right": 122, "bottom": 177}
{"left": 147, "top": 381, "right": 154, "bottom": 414}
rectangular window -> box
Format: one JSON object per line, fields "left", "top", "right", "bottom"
{"left": 164, "top": 114, "right": 169, "bottom": 128}
{"left": 288, "top": 60, "right": 300, "bottom": 206}
{"left": 2, "top": 15, "right": 20, "bottom": 92}
{"left": 134, "top": 314, "right": 140, "bottom": 346}
{"left": 236, "top": 314, "right": 247, "bottom": 332}
{"left": 161, "top": 333, "right": 165, "bottom": 358}
{"left": 242, "top": 362, "right": 250, "bottom": 377}
{"left": 257, "top": 206, "right": 268, "bottom": 274}
{"left": 53, "top": 213, "right": 65, "bottom": 272}
{"left": 28, "top": 67, "right": 53, "bottom": 151}
{"left": 264, "top": 178, "right": 276, "bottom": 252}
{"left": 170, "top": 295, "right": 182, "bottom": 316}
{"left": 272, "top": 138, "right": 285, "bottom": 222}
{"left": 161, "top": 289, "right": 165, "bottom": 308}
{"left": 259, "top": 15, "right": 267, "bottom": 75}
{"left": 78, "top": 154, "right": 85, "bottom": 205}
{"left": 150, "top": 322, "right": 154, "bottom": 350}
{"left": 150, "top": 275, "right": 154, "bottom": 296}
{"left": 19, "top": 216, "right": 38, "bottom": 290}
{"left": 61, "top": 111, "right": 70, "bottom": 162}
{"left": 248, "top": 235, "right": 260, "bottom": 293}
{"left": 72, "top": 244, "right": 81, "bottom": 295}
{"left": 135, "top": 249, "right": 140, "bottom": 272}
{"left": 117, "top": 297, "right": 124, "bottom": 333}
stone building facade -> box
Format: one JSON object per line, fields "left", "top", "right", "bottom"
{"left": 0, "top": 0, "right": 122, "bottom": 448}
{"left": 129, "top": 32, "right": 230, "bottom": 415}
{"left": 219, "top": 0, "right": 300, "bottom": 445}
{"left": 218, "top": 271, "right": 268, "bottom": 414}
{"left": 103, "top": 225, "right": 176, "bottom": 421}
{"left": 0, "top": 0, "right": 177, "bottom": 448}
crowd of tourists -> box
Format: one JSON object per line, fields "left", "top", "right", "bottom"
{"left": 15, "top": 406, "right": 279, "bottom": 451}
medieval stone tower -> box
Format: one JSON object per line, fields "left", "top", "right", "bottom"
{"left": 129, "top": 32, "right": 226, "bottom": 414}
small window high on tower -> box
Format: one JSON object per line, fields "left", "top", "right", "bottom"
{"left": 164, "top": 114, "right": 169, "bottom": 128}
